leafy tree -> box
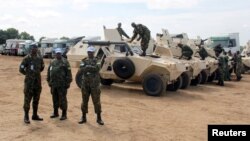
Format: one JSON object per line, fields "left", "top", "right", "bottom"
{"left": 0, "top": 29, "right": 8, "bottom": 44}
{"left": 19, "top": 31, "right": 35, "bottom": 41}
{"left": 6, "top": 28, "right": 19, "bottom": 39}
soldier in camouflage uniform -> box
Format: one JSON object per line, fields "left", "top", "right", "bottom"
{"left": 19, "top": 44, "right": 44, "bottom": 124}
{"left": 223, "top": 51, "right": 231, "bottom": 81}
{"left": 233, "top": 51, "right": 242, "bottom": 81}
{"left": 178, "top": 43, "right": 193, "bottom": 60}
{"left": 197, "top": 45, "right": 208, "bottom": 60}
{"left": 117, "top": 23, "right": 130, "bottom": 40}
{"left": 129, "top": 22, "right": 151, "bottom": 56}
{"left": 78, "top": 46, "right": 104, "bottom": 125}
{"left": 47, "top": 48, "right": 72, "bottom": 120}
{"left": 215, "top": 50, "right": 225, "bottom": 86}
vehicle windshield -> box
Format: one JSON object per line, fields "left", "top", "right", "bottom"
{"left": 53, "top": 43, "right": 67, "bottom": 49}
{"left": 19, "top": 44, "right": 25, "bottom": 49}
{"left": 41, "top": 43, "right": 53, "bottom": 48}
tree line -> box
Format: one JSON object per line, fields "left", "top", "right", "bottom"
{"left": 0, "top": 28, "right": 35, "bottom": 44}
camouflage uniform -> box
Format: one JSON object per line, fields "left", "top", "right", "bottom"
{"left": 223, "top": 55, "right": 230, "bottom": 81}
{"left": 180, "top": 45, "right": 193, "bottom": 60}
{"left": 117, "top": 27, "right": 130, "bottom": 39}
{"left": 47, "top": 58, "right": 72, "bottom": 111}
{"left": 131, "top": 24, "right": 151, "bottom": 54}
{"left": 234, "top": 53, "right": 242, "bottom": 80}
{"left": 79, "top": 57, "right": 102, "bottom": 114}
{"left": 19, "top": 54, "right": 44, "bottom": 114}
{"left": 198, "top": 46, "right": 208, "bottom": 60}
{"left": 217, "top": 53, "right": 225, "bottom": 86}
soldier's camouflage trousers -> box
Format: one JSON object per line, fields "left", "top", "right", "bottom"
{"left": 217, "top": 68, "right": 224, "bottom": 85}
{"left": 23, "top": 82, "right": 42, "bottom": 112}
{"left": 235, "top": 63, "right": 242, "bottom": 79}
{"left": 141, "top": 37, "right": 150, "bottom": 52}
{"left": 51, "top": 87, "right": 68, "bottom": 110}
{"left": 81, "top": 80, "right": 102, "bottom": 114}
{"left": 224, "top": 65, "right": 230, "bottom": 81}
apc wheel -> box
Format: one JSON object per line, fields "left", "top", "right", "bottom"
{"left": 75, "top": 70, "right": 84, "bottom": 89}
{"left": 101, "top": 78, "right": 113, "bottom": 86}
{"left": 113, "top": 58, "right": 135, "bottom": 79}
{"left": 180, "top": 72, "right": 191, "bottom": 89}
{"left": 167, "top": 75, "right": 182, "bottom": 91}
{"left": 191, "top": 73, "right": 202, "bottom": 86}
{"left": 142, "top": 74, "right": 166, "bottom": 96}
{"left": 200, "top": 70, "right": 208, "bottom": 84}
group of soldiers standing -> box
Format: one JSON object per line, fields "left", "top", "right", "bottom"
{"left": 214, "top": 45, "right": 242, "bottom": 86}
{"left": 172, "top": 40, "right": 243, "bottom": 87}
{"left": 19, "top": 44, "right": 104, "bottom": 125}
{"left": 117, "top": 22, "right": 151, "bottom": 56}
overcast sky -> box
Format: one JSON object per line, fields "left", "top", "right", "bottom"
{"left": 0, "top": 0, "right": 249, "bottom": 45}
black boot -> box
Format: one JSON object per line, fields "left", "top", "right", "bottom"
{"left": 32, "top": 107, "right": 43, "bottom": 121}
{"left": 50, "top": 109, "right": 59, "bottom": 118}
{"left": 220, "top": 81, "right": 224, "bottom": 86}
{"left": 60, "top": 110, "right": 67, "bottom": 120}
{"left": 140, "top": 51, "right": 146, "bottom": 56}
{"left": 78, "top": 113, "right": 87, "bottom": 124}
{"left": 24, "top": 110, "right": 30, "bottom": 124}
{"left": 96, "top": 113, "right": 104, "bottom": 125}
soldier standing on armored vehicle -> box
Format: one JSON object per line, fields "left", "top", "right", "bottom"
{"left": 196, "top": 39, "right": 209, "bottom": 60}
{"left": 233, "top": 51, "right": 242, "bottom": 81}
{"left": 177, "top": 43, "right": 193, "bottom": 60}
{"left": 47, "top": 48, "right": 72, "bottom": 120}
{"left": 19, "top": 44, "right": 44, "bottom": 124}
{"left": 78, "top": 46, "right": 104, "bottom": 125}
{"left": 117, "top": 23, "right": 130, "bottom": 40}
{"left": 129, "top": 22, "right": 151, "bottom": 56}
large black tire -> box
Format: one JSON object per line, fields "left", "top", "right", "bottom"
{"left": 207, "top": 72, "right": 216, "bottom": 82}
{"left": 75, "top": 70, "right": 84, "bottom": 89}
{"left": 113, "top": 58, "right": 135, "bottom": 79}
{"left": 180, "top": 72, "right": 191, "bottom": 89}
{"left": 101, "top": 78, "right": 113, "bottom": 86}
{"left": 200, "top": 70, "right": 208, "bottom": 84}
{"left": 142, "top": 74, "right": 166, "bottom": 96}
{"left": 167, "top": 75, "right": 183, "bottom": 91}
{"left": 191, "top": 73, "right": 202, "bottom": 86}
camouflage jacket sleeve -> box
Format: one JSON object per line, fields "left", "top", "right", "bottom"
{"left": 47, "top": 61, "right": 52, "bottom": 83}
{"left": 218, "top": 56, "right": 224, "bottom": 66}
{"left": 121, "top": 28, "right": 130, "bottom": 38}
{"left": 19, "top": 57, "right": 28, "bottom": 75}
{"left": 40, "top": 58, "right": 45, "bottom": 72}
{"left": 79, "top": 58, "right": 100, "bottom": 73}
{"left": 65, "top": 60, "right": 73, "bottom": 85}
{"left": 130, "top": 29, "right": 138, "bottom": 42}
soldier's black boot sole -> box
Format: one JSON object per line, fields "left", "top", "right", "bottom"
{"left": 24, "top": 111, "right": 30, "bottom": 124}
{"left": 50, "top": 109, "right": 59, "bottom": 118}
{"left": 50, "top": 114, "right": 59, "bottom": 118}
{"left": 78, "top": 114, "right": 87, "bottom": 124}
{"left": 60, "top": 110, "right": 67, "bottom": 120}
{"left": 32, "top": 115, "right": 43, "bottom": 121}
{"left": 96, "top": 114, "right": 104, "bottom": 125}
